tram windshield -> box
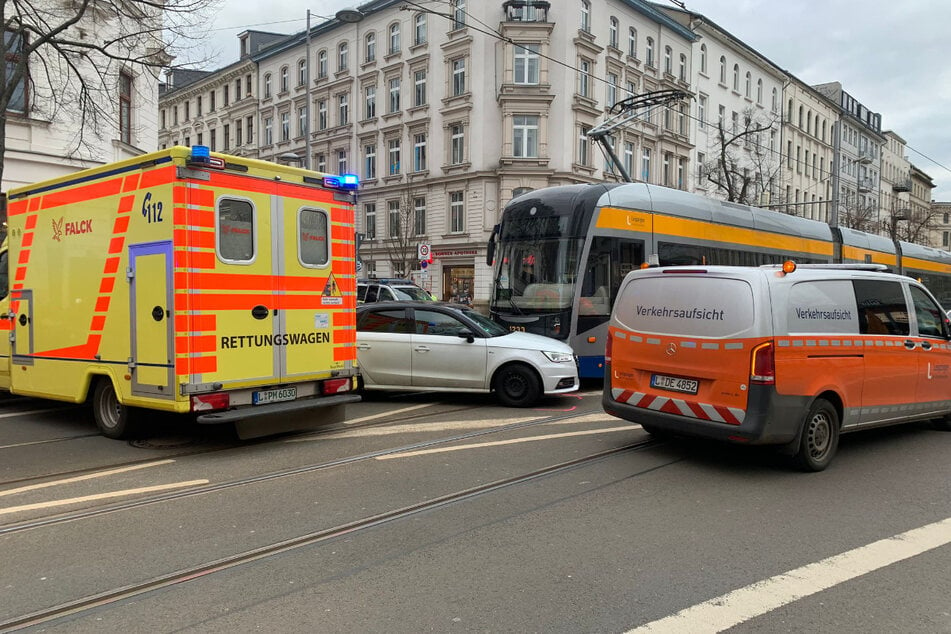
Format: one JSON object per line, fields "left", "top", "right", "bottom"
{"left": 492, "top": 236, "right": 582, "bottom": 311}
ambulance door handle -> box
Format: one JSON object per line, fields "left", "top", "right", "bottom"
{"left": 18, "top": 314, "right": 28, "bottom": 326}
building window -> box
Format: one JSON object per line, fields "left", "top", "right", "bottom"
{"left": 646, "top": 38, "right": 654, "bottom": 67}
{"left": 318, "top": 50, "right": 327, "bottom": 78}
{"left": 280, "top": 66, "right": 288, "bottom": 92}
{"left": 264, "top": 73, "right": 272, "bottom": 98}
{"left": 679, "top": 54, "right": 687, "bottom": 82}
{"left": 414, "top": 70, "right": 427, "bottom": 106}
{"left": 415, "top": 13, "right": 427, "bottom": 45}
{"left": 235, "top": 119, "right": 242, "bottom": 146}
{"left": 719, "top": 56, "right": 726, "bottom": 84}
{"left": 698, "top": 95, "right": 706, "bottom": 129}
{"left": 209, "top": 90, "right": 216, "bottom": 112}
{"left": 365, "top": 33, "right": 376, "bottom": 63}
{"left": 664, "top": 46, "right": 672, "bottom": 74}
{"left": 264, "top": 118, "right": 272, "bottom": 145}
{"left": 623, "top": 141, "right": 634, "bottom": 177}
{"left": 280, "top": 113, "right": 289, "bottom": 142}
{"left": 641, "top": 147, "right": 651, "bottom": 182}
{"left": 5, "top": 29, "right": 27, "bottom": 113}
{"left": 196, "top": 95, "right": 202, "bottom": 116}
{"left": 338, "top": 149, "right": 347, "bottom": 174}
{"left": 700, "top": 44, "right": 707, "bottom": 74}
{"left": 223, "top": 123, "right": 230, "bottom": 150}
{"left": 450, "top": 124, "right": 465, "bottom": 164}
{"left": 414, "top": 197, "right": 426, "bottom": 235}
{"left": 298, "top": 59, "right": 306, "bottom": 86}
{"left": 606, "top": 73, "right": 617, "bottom": 108}
{"left": 365, "top": 85, "right": 377, "bottom": 119}
{"left": 513, "top": 115, "right": 539, "bottom": 158}
{"left": 628, "top": 28, "right": 637, "bottom": 58}
{"left": 298, "top": 106, "right": 307, "bottom": 137}
{"left": 389, "top": 78, "right": 400, "bottom": 112}
{"left": 245, "top": 74, "right": 252, "bottom": 97}
{"left": 452, "top": 58, "right": 466, "bottom": 96}
{"left": 413, "top": 133, "right": 427, "bottom": 171}
{"left": 364, "top": 144, "right": 377, "bottom": 180}
{"left": 246, "top": 116, "right": 253, "bottom": 144}
{"left": 338, "top": 42, "right": 349, "bottom": 72}
{"left": 609, "top": 17, "right": 618, "bottom": 48}
{"left": 580, "top": 1, "right": 590, "bottom": 32}
{"left": 119, "top": 71, "right": 132, "bottom": 144}
{"left": 745, "top": 71, "right": 752, "bottom": 98}
{"left": 514, "top": 44, "right": 539, "bottom": 85}
{"left": 578, "top": 126, "right": 589, "bottom": 166}
{"left": 452, "top": 0, "right": 466, "bottom": 29}
{"left": 732, "top": 64, "right": 739, "bottom": 91}
{"left": 210, "top": 128, "right": 217, "bottom": 151}
{"left": 678, "top": 157, "right": 686, "bottom": 189}
{"left": 388, "top": 139, "right": 400, "bottom": 174}
{"left": 757, "top": 79, "right": 763, "bottom": 105}
{"left": 338, "top": 93, "right": 349, "bottom": 125}
{"left": 450, "top": 191, "right": 465, "bottom": 233}
{"left": 388, "top": 200, "right": 400, "bottom": 238}
{"left": 578, "top": 59, "right": 590, "bottom": 97}
{"left": 365, "top": 203, "right": 377, "bottom": 240}
{"left": 318, "top": 100, "right": 327, "bottom": 129}
{"left": 317, "top": 153, "right": 326, "bottom": 172}
{"left": 389, "top": 23, "right": 400, "bottom": 54}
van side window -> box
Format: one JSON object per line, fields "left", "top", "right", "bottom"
{"left": 853, "top": 280, "right": 909, "bottom": 336}
{"left": 217, "top": 198, "right": 255, "bottom": 263}
{"left": 909, "top": 285, "right": 947, "bottom": 338}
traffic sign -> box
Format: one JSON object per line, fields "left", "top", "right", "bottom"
{"left": 417, "top": 243, "right": 432, "bottom": 262}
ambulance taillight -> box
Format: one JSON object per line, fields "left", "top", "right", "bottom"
{"left": 750, "top": 342, "right": 775, "bottom": 385}
{"left": 321, "top": 378, "right": 352, "bottom": 395}
{"left": 191, "top": 392, "right": 230, "bottom": 412}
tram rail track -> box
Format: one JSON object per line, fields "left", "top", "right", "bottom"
{"left": 0, "top": 435, "right": 664, "bottom": 632}
{"left": 0, "top": 406, "right": 629, "bottom": 535}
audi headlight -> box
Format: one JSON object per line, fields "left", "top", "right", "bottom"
{"left": 543, "top": 350, "right": 575, "bottom": 363}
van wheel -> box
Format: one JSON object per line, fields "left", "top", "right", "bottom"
{"left": 640, "top": 424, "right": 668, "bottom": 438}
{"left": 494, "top": 364, "right": 541, "bottom": 408}
{"left": 92, "top": 379, "right": 138, "bottom": 439}
{"left": 792, "top": 398, "right": 839, "bottom": 472}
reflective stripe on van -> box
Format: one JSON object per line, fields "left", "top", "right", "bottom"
{"left": 611, "top": 388, "right": 746, "bottom": 425}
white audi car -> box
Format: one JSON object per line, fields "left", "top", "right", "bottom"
{"left": 356, "top": 302, "right": 579, "bottom": 407}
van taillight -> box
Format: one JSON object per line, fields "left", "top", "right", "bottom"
{"left": 605, "top": 331, "right": 613, "bottom": 363}
{"left": 750, "top": 342, "right": 775, "bottom": 385}
{"left": 191, "top": 392, "right": 230, "bottom": 412}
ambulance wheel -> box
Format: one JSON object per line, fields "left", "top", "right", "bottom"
{"left": 494, "top": 363, "right": 541, "bottom": 408}
{"left": 92, "top": 379, "right": 138, "bottom": 439}
{"left": 792, "top": 398, "right": 839, "bottom": 472}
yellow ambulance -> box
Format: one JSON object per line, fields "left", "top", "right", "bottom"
{"left": 0, "top": 146, "right": 360, "bottom": 439}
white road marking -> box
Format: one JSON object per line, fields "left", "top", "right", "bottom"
{"left": 627, "top": 516, "right": 951, "bottom": 633}
{"left": 377, "top": 426, "right": 637, "bottom": 459}
{"left": 0, "top": 406, "right": 77, "bottom": 421}
{"left": 286, "top": 403, "right": 437, "bottom": 442}
{"left": 0, "top": 460, "right": 176, "bottom": 498}
{"left": 0, "top": 480, "right": 209, "bottom": 516}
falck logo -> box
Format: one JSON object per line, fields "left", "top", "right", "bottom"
{"left": 51, "top": 217, "right": 64, "bottom": 241}
{"left": 666, "top": 343, "right": 678, "bottom": 356}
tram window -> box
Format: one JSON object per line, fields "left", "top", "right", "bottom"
{"left": 580, "top": 237, "right": 643, "bottom": 318}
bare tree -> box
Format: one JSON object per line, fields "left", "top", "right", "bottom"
{"left": 837, "top": 191, "right": 880, "bottom": 234}
{"left": 884, "top": 207, "right": 941, "bottom": 247}
{"left": 1, "top": 0, "right": 218, "bottom": 186}
{"left": 380, "top": 186, "right": 427, "bottom": 278}
{"left": 701, "top": 107, "right": 782, "bottom": 206}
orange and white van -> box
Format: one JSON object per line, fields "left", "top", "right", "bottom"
{"left": 603, "top": 262, "right": 951, "bottom": 470}
{"left": 0, "top": 146, "right": 361, "bottom": 439}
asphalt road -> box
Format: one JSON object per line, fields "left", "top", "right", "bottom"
{"left": 0, "top": 389, "right": 948, "bottom": 632}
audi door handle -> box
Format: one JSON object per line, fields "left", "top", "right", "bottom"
{"left": 414, "top": 346, "right": 431, "bottom": 353}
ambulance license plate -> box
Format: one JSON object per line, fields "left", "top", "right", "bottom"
{"left": 651, "top": 374, "right": 699, "bottom": 395}
{"left": 252, "top": 387, "right": 297, "bottom": 405}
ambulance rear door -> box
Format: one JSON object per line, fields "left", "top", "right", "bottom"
{"left": 129, "top": 241, "right": 174, "bottom": 397}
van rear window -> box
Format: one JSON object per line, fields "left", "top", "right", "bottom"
{"left": 615, "top": 276, "right": 753, "bottom": 337}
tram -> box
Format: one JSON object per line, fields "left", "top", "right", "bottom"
{"left": 486, "top": 183, "right": 951, "bottom": 378}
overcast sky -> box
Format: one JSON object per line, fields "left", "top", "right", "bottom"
{"left": 193, "top": 0, "right": 951, "bottom": 199}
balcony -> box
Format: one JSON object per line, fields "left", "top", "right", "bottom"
{"left": 892, "top": 178, "right": 912, "bottom": 193}
{"left": 857, "top": 148, "right": 875, "bottom": 164}
{"left": 502, "top": 0, "right": 550, "bottom": 22}
{"left": 857, "top": 178, "right": 874, "bottom": 193}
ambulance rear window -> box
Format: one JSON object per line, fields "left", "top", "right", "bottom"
{"left": 217, "top": 198, "right": 255, "bottom": 263}
{"left": 298, "top": 208, "right": 329, "bottom": 267}
{"left": 615, "top": 276, "right": 753, "bottom": 338}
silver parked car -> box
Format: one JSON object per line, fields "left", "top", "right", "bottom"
{"left": 356, "top": 302, "right": 578, "bottom": 407}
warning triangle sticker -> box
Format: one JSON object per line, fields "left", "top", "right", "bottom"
{"left": 322, "top": 273, "right": 342, "bottom": 297}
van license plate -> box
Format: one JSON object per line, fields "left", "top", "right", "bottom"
{"left": 651, "top": 374, "right": 699, "bottom": 395}
{"left": 253, "top": 387, "right": 297, "bottom": 405}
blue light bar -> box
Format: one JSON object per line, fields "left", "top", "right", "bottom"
{"left": 186, "top": 145, "right": 224, "bottom": 169}
{"left": 191, "top": 145, "right": 210, "bottom": 161}
{"left": 323, "top": 174, "right": 360, "bottom": 190}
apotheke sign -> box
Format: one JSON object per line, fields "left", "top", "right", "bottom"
{"left": 433, "top": 249, "right": 478, "bottom": 257}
